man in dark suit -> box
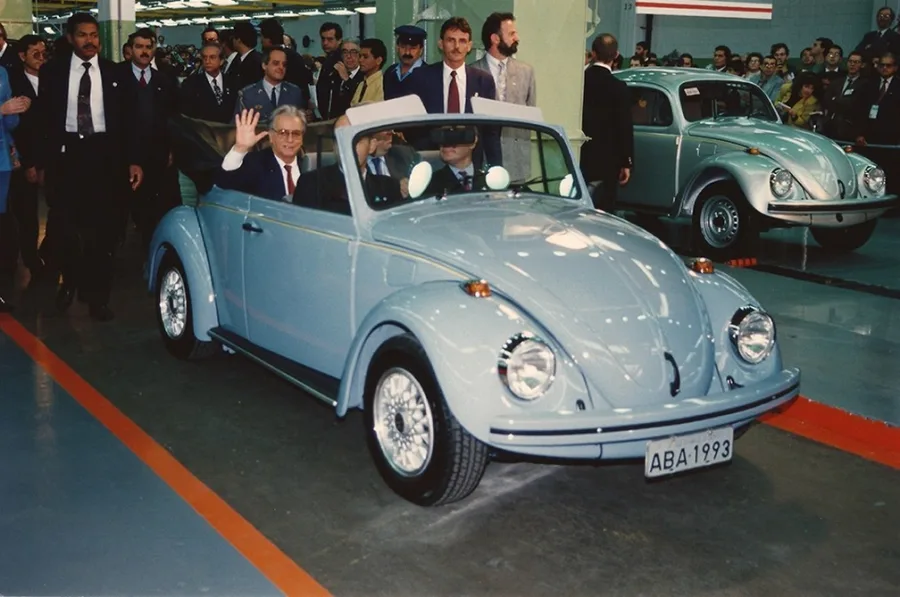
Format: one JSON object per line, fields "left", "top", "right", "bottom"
{"left": 5, "top": 35, "right": 45, "bottom": 276}
{"left": 294, "top": 114, "right": 402, "bottom": 213}
{"left": 234, "top": 47, "right": 305, "bottom": 125}
{"left": 822, "top": 51, "right": 865, "bottom": 141}
{"left": 119, "top": 27, "right": 179, "bottom": 257}
{"left": 855, "top": 51, "right": 900, "bottom": 146}
{"left": 383, "top": 26, "right": 427, "bottom": 100}
{"left": 231, "top": 22, "right": 263, "bottom": 91}
{"left": 36, "top": 12, "right": 143, "bottom": 321}
{"left": 408, "top": 17, "right": 501, "bottom": 167}
{"left": 424, "top": 126, "right": 487, "bottom": 197}
{"left": 581, "top": 33, "right": 634, "bottom": 211}
{"left": 855, "top": 7, "right": 900, "bottom": 62}
{"left": 315, "top": 22, "right": 345, "bottom": 121}
{"left": 217, "top": 106, "right": 305, "bottom": 201}
{"left": 179, "top": 41, "right": 236, "bottom": 123}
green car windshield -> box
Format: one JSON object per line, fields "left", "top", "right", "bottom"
{"left": 679, "top": 80, "right": 779, "bottom": 123}
{"left": 351, "top": 121, "right": 582, "bottom": 211}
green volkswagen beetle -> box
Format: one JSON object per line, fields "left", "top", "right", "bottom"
{"left": 612, "top": 68, "right": 897, "bottom": 256}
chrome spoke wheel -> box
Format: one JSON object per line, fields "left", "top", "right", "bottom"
{"left": 158, "top": 268, "right": 187, "bottom": 340}
{"left": 372, "top": 367, "right": 435, "bottom": 477}
{"left": 700, "top": 195, "right": 741, "bottom": 249}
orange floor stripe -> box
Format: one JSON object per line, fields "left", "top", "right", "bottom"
{"left": 761, "top": 396, "right": 900, "bottom": 470}
{"left": 0, "top": 315, "right": 331, "bottom": 597}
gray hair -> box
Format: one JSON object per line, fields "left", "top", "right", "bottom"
{"left": 270, "top": 104, "right": 308, "bottom": 130}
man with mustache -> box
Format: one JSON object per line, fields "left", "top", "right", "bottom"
{"left": 471, "top": 12, "right": 536, "bottom": 183}
{"left": 36, "top": 12, "right": 143, "bottom": 321}
{"left": 383, "top": 25, "right": 427, "bottom": 100}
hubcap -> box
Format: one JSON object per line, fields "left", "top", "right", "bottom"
{"left": 700, "top": 195, "right": 741, "bottom": 249}
{"left": 372, "top": 368, "right": 435, "bottom": 477}
{"left": 159, "top": 268, "right": 187, "bottom": 339}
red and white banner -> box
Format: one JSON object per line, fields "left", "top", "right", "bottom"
{"left": 635, "top": 0, "right": 774, "bottom": 20}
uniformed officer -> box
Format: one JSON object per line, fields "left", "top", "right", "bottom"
{"left": 384, "top": 25, "right": 427, "bottom": 100}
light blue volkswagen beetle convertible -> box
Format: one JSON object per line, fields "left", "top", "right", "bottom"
{"left": 150, "top": 97, "right": 800, "bottom": 506}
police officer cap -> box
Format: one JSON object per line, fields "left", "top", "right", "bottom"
{"left": 394, "top": 25, "right": 426, "bottom": 45}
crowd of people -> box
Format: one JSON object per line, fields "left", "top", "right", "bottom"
{"left": 0, "top": 6, "right": 896, "bottom": 322}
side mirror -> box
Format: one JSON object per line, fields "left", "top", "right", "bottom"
{"left": 559, "top": 173, "right": 576, "bottom": 198}
{"left": 485, "top": 166, "right": 510, "bottom": 191}
{"left": 407, "top": 160, "right": 434, "bottom": 199}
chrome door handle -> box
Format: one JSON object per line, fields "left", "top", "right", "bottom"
{"left": 242, "top": 222, "right": 263, "bottom": 233}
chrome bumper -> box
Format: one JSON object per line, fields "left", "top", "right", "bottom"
{"left": 767, "top": 195, "right": 899, "bottom": 215}
{"left": 487, "top": 369, "right": 800, "bottom": 452}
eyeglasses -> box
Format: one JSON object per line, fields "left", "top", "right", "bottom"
{"left": 271, "top": 129, "right": 303, "bottom": 139}
{"left": 880, "top": 62, "right": 897, "bottom": 69}
{"left": 341, "top": 49, "right": 358, "bottom": 55}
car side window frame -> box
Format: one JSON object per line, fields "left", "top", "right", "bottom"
{"left": 629, "top": 85, "right": 676, "bottom": 129}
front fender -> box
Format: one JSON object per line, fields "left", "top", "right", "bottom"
{"left": 678, "top": 151, "right": 781, "bottom": 217}
{"left": 336, "top": 281, "right": 589, "bottom": 446}
{"left": 148, "top": 206, "right": 219, "bottom": 342}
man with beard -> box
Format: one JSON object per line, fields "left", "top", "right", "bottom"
{"left": 383, "top": 25, "right": 427, "bottom": 100}
{"left": 471, "top": 12, "right": 536, "bottom": 183}
{"left": 36, "top": 12, "right": 143, "bottom": 321}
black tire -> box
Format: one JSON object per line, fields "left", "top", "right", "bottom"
{"left": 692, "top": 182, "right": 759, "bottom": 260}
{"left": 363, "top": 334, "right": 489, "bottom": 506}
{"left": 155, "top": 251, "right": 218, "bottom": 360}
{"left": 811, "top": 220, "right": 877, "bottom": 253}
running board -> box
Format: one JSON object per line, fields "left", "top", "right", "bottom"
{"left": 208, "top": 327, "right": 339, "bottom": 408}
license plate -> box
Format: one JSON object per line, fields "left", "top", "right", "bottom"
{"left": 644, "top": 426, "right": 734, "bottom": 478}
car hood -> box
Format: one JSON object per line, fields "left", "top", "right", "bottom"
{"left": 372, "top": 199, "right": 717, "bottom": 408}
{"left": 686, "top": 118, "right": 857, "bottom": 199}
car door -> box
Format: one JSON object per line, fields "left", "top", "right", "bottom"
{"left": 616, "top": 85, "right": 680, "bottom": 213}
{"left": 242, "top": 196, "right": 355, "bottom": 378}
{"left": 196, "top": 188, "right": 251, "bottom": 337}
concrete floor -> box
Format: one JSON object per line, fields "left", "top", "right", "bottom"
{"left": 1, "top": 215, "right": 899, "bottom": 596}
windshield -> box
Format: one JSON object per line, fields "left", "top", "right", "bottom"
{"left": 679, "top": 80, "right": 778, "bottom": 122}
{"left": 351, "top": 120, "right": 582, "bottom": 211}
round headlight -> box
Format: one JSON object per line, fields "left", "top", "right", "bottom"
{"left": 864, "top": 166, "right": 886, "bottom": 193}
{"left": 770, "top": 169, "right": 794, "bottom": 198}
{"left": 729, "top": 307, "right": 776, "bottom": 364}
{"left": 498, "top": 333, "right": 556, "bottom": 400}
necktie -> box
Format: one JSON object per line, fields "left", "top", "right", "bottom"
{"left": 497, "top": 61, "right": 507, "bottom": 102}
{"left": 212, "top": 77, "right": 223, "bottom": 105}
{"left": 447, "top": 70, "right": 461, "bottom": 113}
{"left": 459, "top": 172, "right": 472, "bottom": 191}
{"left": 358, "top": 78, "right": 368, "bottom": 102}
{"left": 376, "top": 157, "right": 386, "bottom": 176}
{"left": 271, "top": 86, "right": 278, "bottom": 107}
{"left": 139, "top": 69, "right": 147, "bottom": 87}
{"left": 878, "top": 79, "right": 889, "bottom": 103}
{"left": 77, "top": 62, "right": 94, "bottom": 135}
{"left": 284, "top": 164, "right": 295, "bottom": 194}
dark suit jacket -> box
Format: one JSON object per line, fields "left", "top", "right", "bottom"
{"left": 36, "top": 54, "right": 136, "bottom": 172}
{"left": 316, "top": 50, "right": 344, "bottom": 120}
{"left": 283, "top": 47, "right": 312, "bottom": 108}
{"left": 424, "top": 165, "right": 487, "bottom": 197}
{"left": 383, "top": 61, "right": 426, "bottom": 100}
{"left": 581, "top": 64, "right": 634, "bottom": 182}
{"left": 179, "top": 71, "right": 237, "bottom": 123}
{"left": 293, "top": 164, "right": 402, "bottom": 213}
{"left": 331, "top": 69, "right": 364, "bottom": 118}
{"left": 822, "top": 74, "right": 864, "bottom": 140}
{"left": 236, "top": 50, "right": 264, "bottom": 91}
{"left": 854, "top": 76, "right": 900, "bottom": 144}
{"left": 0, "top": 45, "right": 18, "bottom": 72}
{"left": 117, "top": 62, "right": 178, "bottom": 170}
{"left": 854, "top": 29, "right": 900, "bottom": 61}
{"left": 215, "top": 148, "right": 290, "bottom": 201}
{"left": 234, "top": 80, "right": 305, "bottom": 124}
{"left": 9, "top": 68, "right": 40, "bottom": 169}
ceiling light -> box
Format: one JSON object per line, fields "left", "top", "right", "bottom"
{"left": 230, "top": 14, "right": 252, "bottom": 20}
{"left": 355, "top": 6, "right": 376, "bottom": 14}
{"left": 146, "top": 20, "right": 163, "bottom": 26}
{"left": 164, "top": 1, "right": 187, "bottom": 8}
{"left": 326, "top": 9, "right": 355, "bottom": 16}
{"left": 298, "top": 9, "right": 323, "bottom": 15}
{"left": 183, "top": 0, "right": 209, "bottom": 7}
{"left": 161, "top": 19, "right": 178, "bottom": 26}
{"left": 206, "top": 0, "right": 238, "bottom": 5}
{"left": 134, "top": 2, "right": 147, "bottom": 9}
{"left": 209, "top": 16, "right": 230, "bottom": 21}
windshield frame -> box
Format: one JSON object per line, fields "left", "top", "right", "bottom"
{"left": 677, "top": 79, "right": 779, "bottom": 123}
{"left": 337, "top": 116, "right": 588, "bottom": 216}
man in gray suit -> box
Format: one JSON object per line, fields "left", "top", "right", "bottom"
{"left": 471, "top": 12, "right": 537, "bottom": 183}
{"left": 235, "top": 47, "right": 304, "bottom": 125}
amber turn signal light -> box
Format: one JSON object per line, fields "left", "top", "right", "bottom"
{"left": 843, "top": 145, "right": 854, "bottom": 153}
{"left": 747, "top": 147, "right": 761, "bottom": 155}
{"left": 462, "top": 279, "right": 492, "bottom": 298}
{"left": 690, "top": 258, "right": 715, "bottom": 274}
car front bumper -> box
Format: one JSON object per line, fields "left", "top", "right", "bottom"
{"left": 767, "top": 195, "right": 899, "bottom": 226}
{"left": 486, "top": 368, "right": 801, "bottom": 460}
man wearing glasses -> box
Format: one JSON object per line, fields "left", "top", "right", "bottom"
{"left": 855, "top": 52, "right": 899, "bottom": 148}
{"left": 217, "top": 106, "right": 306, "bottom": 201}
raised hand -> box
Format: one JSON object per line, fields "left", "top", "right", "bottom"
{"left": 233, "top": 109, "right": 268, "bottom": 153}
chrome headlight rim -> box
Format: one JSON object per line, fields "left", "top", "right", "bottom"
{"left": 863, "top": 166, "right": 886, "bottom": 193}
{"left": 497, "top": 332, "right": 557, "bottom": 401}
{"left": 728, "top": 306, "right": 776, "bottom": 365}
{"left": 769, "top": 169, "right": 794, "bottom": 198}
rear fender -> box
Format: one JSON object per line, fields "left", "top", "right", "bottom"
{"left": 336, "top": 281, "right": 588, "bottom": 445}
{"left": 148, "top": 206, "right": 219, "bottom": 341}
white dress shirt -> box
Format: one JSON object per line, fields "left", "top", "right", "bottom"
{"left": 65, "top": 53, "right": 107, "bottom": 133}
{"left": 221, "top": 148, "right": 300, "bottom": 197}
{"left": 25, "top": 72, "right": 39, "bottom": 96}
{"left": 206, "top": 71, "right": 224, "bottom": 95}
{"left": 262, "top": 79, "right": 282, "bottom": 103}
{"left": 132, "top": 62, "right": 152, "bottom": 84}
{"left": 442, "top": 61, "right": 467, "bottom": 112}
